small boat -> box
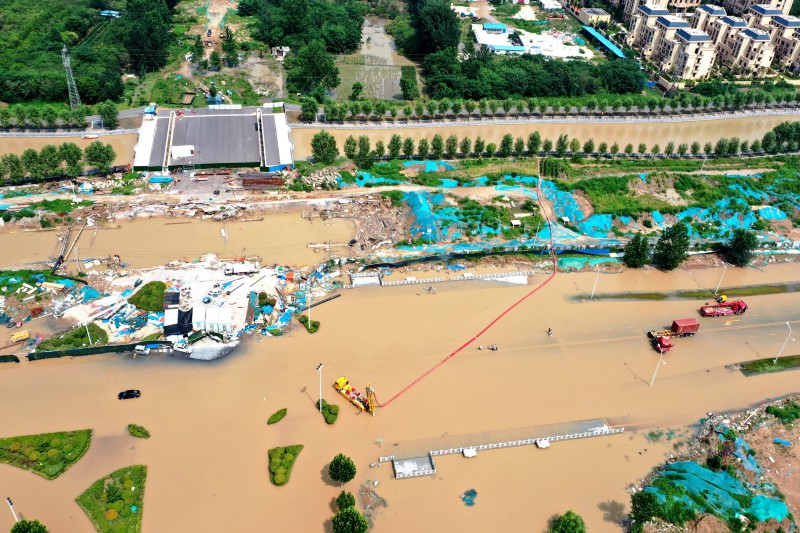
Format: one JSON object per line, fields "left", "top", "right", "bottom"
{"left": 535, "top": 439, "right": 550, "bottom": 449}
{"left": 82, "top": 134, "right": 99, "bottom": 139}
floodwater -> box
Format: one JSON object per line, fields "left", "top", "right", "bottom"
{"left": 0, "top": 134, "right": 138, "bottom": 167}
{"left": 0, "top": 214, "right": 356, "bottom": 270}
{"left": 291, "top": 114, "right": 800, "bottom": 159}
{"left": 1, "top": 254, "right": 800, "bottom": 531}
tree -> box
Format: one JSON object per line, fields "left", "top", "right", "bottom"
{"left": 474, "top": 137, "right": 485, "bottom": 155}
{"left": 402, "top": 137, "right": 415, "bottom": 158}
{"left": 400, "top": 77, "right": 419, "bottom": 100}
{"left": 630, "top": 491, "right": 659, "bottom": 533}
{"left": 583, "top": 138, "right": 595, "bottom": 154}
{"left": 446, "top": 135, "right": 458, "bottom": 158}
{"left": 678, "top": 143, "right": 688, "bottom": 156}
{"left": 555, "top": 134, "right": 569, "bottom": 156}
{"left": 690, "top": 141, "right": 701, "bottom": 155}
{"left": 332, "top": 507, "right": 368, "bottom": 533}
{"left": 42, "top": 107, "right": 59, "bottom": 129}
{"left": 726, "top": 229, "right": 757, "bottom": 267}
{"left": 301, "top": 99, "right": 319, "bottom": 122}
{"left": 751, "top": 139, "right": 762, "bottom": 152}
{"left": 311, "top": 131, "right": 339, "bottom": 164}
{"left": 528, "top": 131, "right": 541, "bottom": 154}
{"left": 344, "top": 136, "right": 357, "bottom": 159}
{"left": 418, "top": 0, "right": 460, "bottom": 53}
{"left": 27, "top": 108, "right": 42, "bottom": 129}
{"left": 610, "top": 142, "right": 619, "bottom": 154}
{"left": 1, "top": 154, "right": 25, "bottom": 183}
{"left": 124, "top": 0, "right": 170, "bottom": 73}
{"left": 624, "top": 143, "right": 634, "bottom": 155}
{"left": 336, "top": 491, "right": 356, "bottom": 511}
{"left": 651, "top": 144, "right": 660, "bottom": 155}
{"left": 39, "top": 145, "right": 62, "bottom": 176}
{"left": 354, "top": 136, "right": 374, "bottom": 169}
{"left": 569, "top": 138, "right": 580, "bottom": 154}
{"left": 464, "top": 100, "right": 476, "bottom": 117}
{"left": 623, "top": 234, "right": 650, "bottom": 268}
{"left": 637, "top": 143, "right": 646, "bottom": 154}
{"left": 285, "top": 40, "right": 340, "bottom": 94}
{"left": 22, "top": 149, "right": 44, "bottom": 180}
{"left": 418, "top": 138, "right": 430, "bottom": 158}
{"left": 329, "top": 453, "right": 357, "bottom": 485}
{"left": 221, "top": 26, "right": 239, "bottom": 67}
{"left": 514, "top": 136, "right": 525, "bottom": 154}
{"left": 703, "top": 142, "right": 713, "bottom": 155}
{"left": 11, "top": 520, "right": 49, "bottom": 533}
{"left": 499, "top": 134, "right": 514, "bottom": 156}
{"left": 542, "top": 139, "right": 553, "bottom": 153}
{"left": 350, "top": 82, "right": 363, "bottom": 101}
{"left": 84, "top": 141, "right": 116, "bottom": 174}
{"left": 485, "top": 142, "right": 496, "bottom": 157}
{"left": 598, "top": 142, "right": 607, "bottom": 154}
{"left": 652, "top": 222, "right": 690, "bottom": 271}
{"left": 388, "top": 134, "right": 402, "bottom": 159}
{"left": 374, "top": 101, "right": 387, "bottom": 120}
{"left": 97, "top": 100, "right": 119, "bottom": 128}
{"left": 459, "top": 137, "right": 472, "bottom": 156}
{"left": 664, "top": 141, "right": 675, "bottom": 156}
{"left": 431, "top": 134, "right": 444, "bottom": 158}
{"left": 550, "top": 510, "right": 586, "bottom": 533}
{"left": 193, "top": 35, "right": 205, "bottom": 64}
{"left": 210, "top": 51, "right": 223, "bottom": 70}
{"left": 0, "top": 107, "right": 11, "bottom": 129}
{"left": 59, "top": 142, "right": 83, "bottom": 177}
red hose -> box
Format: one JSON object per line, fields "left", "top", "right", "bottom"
{"left": 376, "top": 175, "right": 558, "bottom": 408}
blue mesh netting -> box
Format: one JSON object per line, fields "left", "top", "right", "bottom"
{"left": 354, "top": 171, "right": 403, "bottom": 187}
{"left": 577, "top": 214, "right": 614, "bottom": 238}
{"left": 402, "top": 160, "right": 455, "bottom": 172}
{"left": 759, "top": 206, "right": 787, "bottom": 220}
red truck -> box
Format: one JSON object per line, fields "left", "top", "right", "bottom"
{"left": 648, "top": 318, "right": 701, "bottom": 353}
{"left": 700, "top": 299, "right": 748, "bottom": 317}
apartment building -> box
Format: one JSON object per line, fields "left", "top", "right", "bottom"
{"left": 723, "top": 0, "right": 790, "bottom": 16}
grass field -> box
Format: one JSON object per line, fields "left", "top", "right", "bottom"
{"left": 739, "top": 355, "right": 800, "bottom": 376}
{"left": 77, "top": 465, "right": 147, "bottom": 533}
{"left": 676, "top": 284, "right": 792, "bottom": 299}
{"left": 0, "top": 429, "right": 92, "bottom": 479}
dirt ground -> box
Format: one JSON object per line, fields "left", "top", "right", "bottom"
{"left": 0, "top": 133, "right": 138, "bottom": 167}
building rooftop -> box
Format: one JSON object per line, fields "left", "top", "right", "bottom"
{"left": 582, "top": 7, "right": 610, "bottom": 15}
{"left": 750, "top": 4, "right": 783, "bottom": 15}
{"left": 676, "top": 28, "right": 712, "bottom": 42}
{"left": 774, "top": 15, "right": 800, "bottom": 27}
{"left": 639, "top": 4, "right": 671, "bottom": 15}
{"left": 491, "top": 44, "right": 527, "bottom": 51}
{"left": 721, "top": 16, "right": 747, "bottom": 27}
{"left": 483, "top": 23, "right": 507, "bottom": 30}
{"left": 657, "top": 15, "right": 690, "bottom": 28}
{"left": 740, "top": 27, "right": 773, "bottom": 40}
{"left": 697, "top": 4, "right": 726, "bottom": 15}
{"left": 582, "top": 25, "right": 626, "bottom": 58}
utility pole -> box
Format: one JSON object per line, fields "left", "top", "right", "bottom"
{"left": 6, "top": 497, "right": 18, "bottom": 523}
{"left": 590, "top": 264, "right": 600, "bottom": 299}
{"left": 650, "top": 352, "right": 666, "bottom": 387}
{"left": 714, "top": 262, "right": 728, "bottom": 297}
{"left": 316, "top": 363, "right": 323, "bottom": 413}
{"left": 773, "top": 322, "right": 796, "bottom": 365}
{"left": 62, "top": 45, "right": 82, "bottom": 111}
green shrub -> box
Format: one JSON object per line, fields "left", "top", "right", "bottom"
{"left": 76, "top": 465, "right": 146, "bottom": 533}
{"left": 128, "top": 281, "right": 166, "bottom": 312}
{"left": 766, "top": 402, "right": 800, "bottom": 424}
{"left": 0, "top": 429, "right": 92, "bottom": 479}
{"left": 317, "top": 399, "right": 340, "bottom": 424}
{"left": 268, "top": 445, "right": 303, "bottom": 486}
{"left": 267, "top": 408, "right": 287, "bottom": 425}
{"left": 126, "top": 424, "right": 151, "bottom": 439}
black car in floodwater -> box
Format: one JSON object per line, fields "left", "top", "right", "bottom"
{"left": 118, "top": 389, "right": 141, "bottom": 400}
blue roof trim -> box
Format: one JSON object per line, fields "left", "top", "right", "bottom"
{"left": 483, "top": 23, "right": 507, "bottom": 30}
{"left": 721, "top": 16, "right": 747, "bottom": 27}
{"left": 491, "top": 44, "right": 526, "bottom": 51}
{"left": 657, "top": 16, "right": 690, "bottom": 28}
{"left": 639, "top": 5, "right": 670, "bottom": 15}
{"left": 775, "top": 15, "right": 800, "bottom": 27}
{"left": 582, "top": 26, "right": 626, "bottom": 58}
{"left": 676, "top": 29, "right": 712, "bottom": 42}
{"left": 741, "top": 28, "right": 772, "bottom": 40}
{"left": 751, "top": 4, "right": 783, "bottom": 14}
{"left": 698, "top": 4, "right": 725, "bottom": 14}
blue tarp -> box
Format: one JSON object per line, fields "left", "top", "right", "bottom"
{"left": 582, "top": 26, "right": 626, "bottom": 58}
{"left": 149, "top": 176, "right": 173, "bottom": 184}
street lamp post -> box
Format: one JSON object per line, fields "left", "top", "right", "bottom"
{"left": 714, "top": 262, "right": 728, "bottom": 297}
{"left": 773, "top": 322, "right": 796, "bottom": 365}
{"left": 649, "top": 352, "right": 666, "bottom": 387}
{"left": 590, "top": 264, "right": 600, "bottom": 299}
{"left": 6, "top": 497, "right": 18, "bottom": 523}
{"left": 316, "top": 363, "right": 323, "bottom": 413}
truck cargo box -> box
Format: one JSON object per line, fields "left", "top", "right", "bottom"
{"left": 672, "top": 318, "right": 700, "bottom": 335}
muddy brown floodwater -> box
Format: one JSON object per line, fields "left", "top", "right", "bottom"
{"left": 1, "top": 252, "right": 800, "bottom": 532}
{"left": 0, "top": 215, "right": 356, "bottom": 271}
{"left": 292, "top": 114, "right": 800, "bottom": 159}
{"left": 0, "top": 134, "right": 138, "bottom": 167}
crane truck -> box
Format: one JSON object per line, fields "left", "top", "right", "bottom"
{"left": 700, "top": 299, "right": 748, "bottom": 317}
{"left": 648, "top": 318, "right": 700, "bottom": 353}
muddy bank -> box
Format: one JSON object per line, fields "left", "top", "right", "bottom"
{"left": 0, "top": 214, "right": 356, "bottom": 270}
{"left": 291, "top": 114, "right": 800, "bottom": 159}
{"left": 0, "top": 133, "right": 138, "bottom": 166}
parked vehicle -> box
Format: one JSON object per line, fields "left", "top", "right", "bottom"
{"left": 118, "top": 389, "right": 141, "bottom": 400}
{"left": 648, "top": 318, "right": 700, "bottom": 353}
{"left": 700, "top": 299, "right": 748, "bottom": 317}
{"left": 223, "top": 263, "right": 258, "bottom": 276}
{"left": 172, "top": 342, "right": 193, "bottom": 355}
{"left": 133, "top": 345, "right": 151, "bottom": 357}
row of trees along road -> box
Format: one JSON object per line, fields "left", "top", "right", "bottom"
{"left": 326, "top": 453, "right": 369, "bottom": 533}
{"left": 310, "top": 130, "right": 772, "bottom": 170}
{"left": 0, "top": 102, "right": 118, "bottom": 130}
{"left": 0, "top": 141, "right": 116, "bottom": 184}
{"left": 624, "top": 227, "right": 758, "bottom": 270}
{"left": 305, "top": 89, "right": 798, "bottom": 123}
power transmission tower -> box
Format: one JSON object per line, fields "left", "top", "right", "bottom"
{"left": 62, "top": 45, "right": 82, "bottom": 111}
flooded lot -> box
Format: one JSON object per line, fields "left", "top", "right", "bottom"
{"left": 1, "top": 255, "right": 799, "bottom": 531}
{"left": 0, "top": 134, "right": 138, "bottom": 167}
{"left": 292, "top": 114, "right": 800, "bottom": 159}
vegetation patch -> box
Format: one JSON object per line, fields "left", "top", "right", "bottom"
{"left": 76, "top": 465, "right": 146, "bottom": 533}
{"left": 0, "top": 269, "right": 59, "bottom": 293}
{"left": 298, "top": 314, "right": 320, "bottom": 333}
{"left": 268, "top": 445, "right": 304, "bottom": 486}
{"left": 0, "top": 429, "right": 92, "bottom": 479}
{"left": 36, "top": 323, "right": 108, "bottom": 351}
{"left": 29, "top": 199, "right": 93, "bottom": 213}
{"left": 381, "top": 190, "right": 404, "bottom": 207}
{"left": 765, "top": 402, "right": 800, "bottom": 424}
{"left": 676, "top": 284, "right": 790, "bottom": 299}
{"left": 140, "top": 332, "right": 162, "bottom": 342}
{"left": 0, "top": 355, "right": 20, "bottom": 363}
{"left": 267, "top": 409, "right": 287, "bottom": 425}
{"left": 740, "top": 356, "right": 800, "bottom": 377}
{"left": 126, "top": 425, "right": 150, "bottom": 439}
{"left": 316, "top": 399, "right": 340, "bottom": 425}
{"left": 128, "top": 282, "right": 166, "bottom": 313}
